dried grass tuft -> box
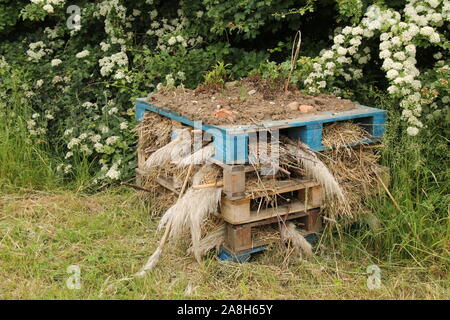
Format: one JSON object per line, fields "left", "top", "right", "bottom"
{"left": 322, "top": 122, "right": 370, "bottom": 150}
{"left": 177, "top": 143, "right": 215, "bottom": 168}
{"left": 158, "top": 164, "right": 222, "bottom": 261}
{"left": 283, "top": 139, "right": 345, "bottom": 202}
{"left": 323, "top": 146, "right": 382, "bottom": 220}
{"left": 187, "top": 223, "right": 226, "bottom": 259}
{"left": 144, "top": 129, "right": 191, "bottom": 169}
{"left": 321, "top": 121, "right": 382, "bottom": 220}
{"left": 134, "top": 112, "right": 173, "bottom": 155}
{"left": 281, "top": 222, "right": 313, "bottom": 258}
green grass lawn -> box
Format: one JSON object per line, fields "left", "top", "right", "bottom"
{"left": 0, "top": 189, "right": 448, "bottom": 300}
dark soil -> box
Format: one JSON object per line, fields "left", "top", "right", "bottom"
{"left": 147, "top": 78, "right": 356, "bottom": 126}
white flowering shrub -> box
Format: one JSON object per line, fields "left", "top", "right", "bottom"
{"left": 302, "top": 1, "right": 449, "bottom": 136}
{"left": 0, "top": 0, "right": 447, "bottom": 186}
{"left": 0, "top": 0, "right": 278, "bottom": 184}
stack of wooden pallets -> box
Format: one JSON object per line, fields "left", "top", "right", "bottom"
{"left": 135, "top": 98, "right": 388, "bottom": 262}
{"left": 215, "top": 160, "right": 323, "bottom": 261}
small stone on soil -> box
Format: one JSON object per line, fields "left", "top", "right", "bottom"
{"left": 299, "top": 105, "right": 314, "bottom": 113}
{"left": 287, "top": 101, "right": 300, "bottom": 111}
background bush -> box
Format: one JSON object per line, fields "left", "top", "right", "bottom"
{"left": 0, "top": 0, "right": 447, "bottom": 185}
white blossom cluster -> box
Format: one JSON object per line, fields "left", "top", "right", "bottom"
{"left": 30, "top": 0, "right": 66, "bottom": 14}
{"left": 94, "top": 0, "right": 132, "bottom": 80}
{"left": 60, "top": 95, "right": 130, "bottom": 180}
{"left": 27, "top": 41, "right": 52, "bottom": 61}
{"left": 304, "top": 1, "right": 449, "bottom": 136}
{"left": 105, "top": 162, "right": 121, "bottom": 180}
{"left": 75, "top": 50, "right": 90, "bottom": 59}
{"left": 99, "top": 51, "right": 128, "bottom": 76}
{"left": 44, "top": 27, "right": 59, "bottom": 39}
{"left": 145, "top": 5, "right": 203, "bottom": 51}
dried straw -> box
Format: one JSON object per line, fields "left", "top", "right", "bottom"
{"left": 144, "top": 128, "right": 191, "bottom": 169}
{"left": 177, "top": 143, "right": 215, "bottom": 168}
{"left": 322, "top": 122, "right": 370, "bottom": 150}
{"left": 280, "top": 222, "right": 313, "bottom": 258}
{"left": 283, "top": 139, "right": 345, "bottom": 202}
{"left": 187, "top": 223, "right": 226, "bottom": 259}
{"left": 321, "top": 122, "right": 383, "bottom": 220}
{"left": 134, "top": 112, "right": 173, "bottom": 155}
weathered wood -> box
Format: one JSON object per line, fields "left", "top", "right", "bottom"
{"left": 223, "top": 165, "right": 246, "bottom": 199}
{"left": 221, "top": 196, "right": 322, "bottom": 225}
{"left": 224, "top": 208, "right": 322, "bottom": 253}
{"left": 221, "top": 198, "right": 251, "bottom": 224}
{"left": 192, "top": 181, "right": 224, "bottom": 189}
{"left": 246, "top": 179, "right": 319, "bottom": 199}
{"left": 309, "top": 185, "right": 323, "bottom": 208}
{"left": 305, "top": 209, "right": 322, "bottom": 233}
{"left": 225, "top": 224, "right": 252, "bottom": 252}
{"left": 221, "top": 177, "right": 323, "bottom": 225}
{"left": 136, "top": 130, "right": 146, "bottom": 186}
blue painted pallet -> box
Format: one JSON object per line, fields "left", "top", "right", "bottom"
{"left": 136, "top": 98, "right": 387, "bottom": 164}
{"left": 218, "top": 233, "right": 321, "bottom": 263}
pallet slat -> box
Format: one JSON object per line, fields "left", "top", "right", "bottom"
{"left": 224, "top": 208, "right": 322, "bottom": 252}
{"left": 220, "top": 178, "right": 323, "bottom": 225}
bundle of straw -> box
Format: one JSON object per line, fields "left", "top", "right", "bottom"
{"left": 158, "top": 165, "right": 222, "bottom": 262}
{"left": 144, "top": 128, "right": 191, "bottom": 169}
{"left": 283, "top": 139, "right": 345, "bottom": 202}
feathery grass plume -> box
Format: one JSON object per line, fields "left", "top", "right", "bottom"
{"left": 177, "top": 143, "right": 215, "bottom": 168}
{"left": 187, "top": 223, "right": 225, "bottom": 259}
{"left": 284, "top": 139, "right": 345, "bottom": 201}
{"left": 158, "top": 164, "right": 222, "bottom": 243}
{"left": 184, "top": 281, "right": 197, "bottom": 296}
{"left": 143, "top": 128, "right": 191, "bottom": 169}
{"left": 189, "top": 187, "right": 222, "bottom": 262}
{"left": 170, "top": 130, "right": 193, "bottom": 163}
{"left": 281, "top": 222, "right": 313, "bottom": 258}
{"left": 135, "top": 247, "right": 162, "bottom": 276}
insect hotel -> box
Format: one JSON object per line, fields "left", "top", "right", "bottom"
{"left": 133, "top": 84, "right": 388, "bottom": 269}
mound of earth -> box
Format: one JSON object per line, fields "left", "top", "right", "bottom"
{"left": 146, "top": 78, "right": 356, "bottom": 126}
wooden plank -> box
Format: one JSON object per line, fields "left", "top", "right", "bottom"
{"left": 222, "top": 198, "right": 321, "bottom": 225}
{"left": 224, "top": 208, "right": 322, "bottom": 252}
{"left": 223, "top": 165, "right": 246, "bottom": 200}
{"left": 309, "top": 185, "right": 323, "bottom": 208}
{"left": 224, "top": 105, "right": 387, "bottom": 134}
{"left": 247, "top": 201, "right": 309, "bottom": 224}
{"left": 245, "top": 179, "right": 320, "bottom": 199}
{"left": 225, "top": 223, "right": 252, "bottom": 252}
{"left": 221, "top": 198, "right": 251, "bottom": 223}
{"left": 136, "top": 99, "right": 387, "bottom": 163}
{"left": 136, "top": 99, "right": 386, "bottom": 135}
{"left": 241, "top": 209, "right": 319, "bottom": 229}
{"left": 305, "top": 209, "right": 322, "bottom": 233}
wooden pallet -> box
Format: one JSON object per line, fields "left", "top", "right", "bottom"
{"left": 220, "top": 178, "right": 322, "bottom": 224}
{"left": 224, "top": 208, "right": 322, "bottom": 252}
{"left": 136, "top": 98, "right": 387, "bottom": 164}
